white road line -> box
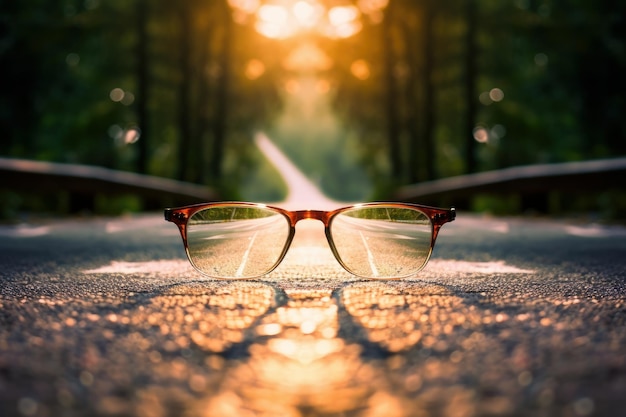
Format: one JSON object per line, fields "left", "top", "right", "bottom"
{"left": 235, "top": 231, "right": 259, "bottom": 277}
{"left": 359, "top": 231, "right": 379, "bottom": 277}
{"left": 254, "top": 132, "right": 341, "bottom": 210}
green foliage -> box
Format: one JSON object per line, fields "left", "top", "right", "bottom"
{"left": 222, "top": 136, "right": 288, "bottom": 203}
{"left": 1, "top": 1, "right": 625, "bottom": 216}
{"left": 328, "top": 0, "right": 626, "bottom": 183}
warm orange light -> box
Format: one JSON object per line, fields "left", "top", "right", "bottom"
{"left": 282, "top": 42, "right": 333, "bottom": 72}
{"left": 228, "top": 0, "right": 260, "bottom": 14}
{"left": 324, "top": 6, "right": 362, "bottom": 38}
{"left": 473, "top": 126, "right": 489, "bottom": 143}
{"left": 285, "top": 79, "right": 300, "bottom": 94}
{"left": 292, "top": 0, "right": 322, "bottom": 28}
{"left": 357, "top": 0, "right": 389, "bottom": 14}
{"left": 350, "top": 59, "right": 370, "bottom": 80}
{"left": 256, "top": 4, "right": 293, "bottom": 38}
{"left": 229, "top": 0, "right": 381, "bottom": 40}
{"left": 245, "top": 59, "right": 266, "bottom": 80}
{"left": 328, "top": 5, "right": 359, "bottom": 27}
{"left": 316, "top": 79, "right": 331, "bottom": 94}
{"left": 357, "top": 0, "right": 388, "bottom": 24}
{"left": 258, "top": 4, "right": 288, "bottom": 24}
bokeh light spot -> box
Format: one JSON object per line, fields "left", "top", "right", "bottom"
{"left": 258, "top": 4, "right": 289, "bottom": 25}
{"left": 109, "top": 88, "right": 125, "bottom": 102}
{"left": 351, "top": 59, "right": 371, "bottom": 80}
{"left": 245, "top": 59, "right": 266, "bottom": 80}
{"left": 534, "top": 52, "right": 548, "bottom": 66}
{"left": 328, "top": 5, "right": 360, "bottom": 26}
{"left": 121, "top": 91, "right": 135, "bottom": 106}
{"left": 66, "top": 53, "right": 80, "bottom": 67}
{"left": 473, "top": 126, "right": 489, "bottom": 143}
{"left": 479, "top": 91, "right": 492, "bottom": 106}
{"left": 489, "top": 88, "right": 504, "bottom": 102}
{"left": 228, "top": 0, "right": 260, "bottom": 14}
{"left": 491, "top": 124, "right": 506, "bottom": 140}
{"left": 357, "top": 0, "right": 389, "bottom": 14}
{"left": 293, "top": 1, "right": 322, "bottom": 28}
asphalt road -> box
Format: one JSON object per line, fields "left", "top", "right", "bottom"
{"left": 2, "top": 137, "right": 626, "bottom": 417}
{"left": 1, "top": 211, "right": 626, "bottom": 417}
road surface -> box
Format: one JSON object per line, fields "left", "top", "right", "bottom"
{"left": 1, "top": 137, "right": 626, "bottom": 417}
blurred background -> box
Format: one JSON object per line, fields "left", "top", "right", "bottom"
{"left": 1, "top": 0, "right": 625, "bottom": 218}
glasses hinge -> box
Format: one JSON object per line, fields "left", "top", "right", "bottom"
{"left": 434, "top": 208, "right": 456, "bottom": 222}
{"left": 164, "top": 209, "right": 186, "bottom": 222}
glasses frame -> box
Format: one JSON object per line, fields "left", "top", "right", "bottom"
{"left": 165, "top": 202, "right": 456, "bottom": 279}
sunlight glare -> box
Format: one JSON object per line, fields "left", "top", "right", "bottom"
{"left": 256, "top": 4, "right": 292, "bottom": 38}
{"left": 258, "top": 4, "right": 289, "bottom": 24}
{"left": 292, "top": 1, "right": 322, "bottom": 28}
{"left": 357, "top": 0, "right": 389, "bottom": 14}
{"left": 334, "top": 21, "right": 363, "bottom": 38}
{"left": 325, "top": 6, "right": 362, "bottom": 38}
{"left": 228, "top": 0, "right": 260, "bottom": 14}
{"left": 328, "top": 5, "right": 360, "bottom": 26}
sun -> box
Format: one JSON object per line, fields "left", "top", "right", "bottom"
{"left": 228, "top": 0, "right": 388, "bottom": 39}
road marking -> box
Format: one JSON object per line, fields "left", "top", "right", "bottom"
{"left": 254, "top": 132, "right": 341, "bottom": 210}
{"left": 236, "top": 231, "right": 259, "bottom": 278}
{"left": 83, "top": 260, "right": 192, "bottom": 275}
{"left": 0, "top": 225, "right": 50, "bottom": 238}
{"left": 425, "top": 260, "right": 535, "bottom": 274}
{"left": 564, "top": 225, "right": 626, "bottom": 238}
{"left": 359, "top": 231, "right": 379, "bottom": 277}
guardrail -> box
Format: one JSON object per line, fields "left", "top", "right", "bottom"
{"left": 394, "top": 157, "right": 626, "bottom": 207}
{"left": 0, "top": 157, "right": 219, "bottom": 208}
{"left": 3, "top": 156, "right": 625, "bottom": 212}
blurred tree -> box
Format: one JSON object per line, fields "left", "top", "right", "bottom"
{"left": 1, "top": 0, "right": 625, "bottom": 206}
{"left": 135, "top": 0, "right": 150, "bottom": 174}
{"left": 382, "top": 0, "right": 402, "bottom": 182}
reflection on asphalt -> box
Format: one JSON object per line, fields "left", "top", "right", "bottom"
{"left": 193, "top": 289, "right": 387, "bottom": 416}
{"left": 2, "top": 213, "right": 626, "bottom": 417}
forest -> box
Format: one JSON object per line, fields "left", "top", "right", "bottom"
{"left": 1, "top": 0, "right": 625, "bottom": 217}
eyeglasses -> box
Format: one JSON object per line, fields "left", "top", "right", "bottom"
{"left": 164, "top": 202, "right": 455, "bottom": 280}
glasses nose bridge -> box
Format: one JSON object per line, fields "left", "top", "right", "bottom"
{"left": 291, "top": 209, "right": 331, "bottom": 227}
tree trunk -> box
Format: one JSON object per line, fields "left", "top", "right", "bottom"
{"left": 210, "top": 3, "right": 231, "bottom": 181}
{"left": 464, "top": 0, "right": 478, "bottom": 174}
{"left": 176, "top": 3, "right": 193, "bottom": 181}
{"left": 422, "top": 0, "right": 436, "bottom": 181}
{"left": 383, "top": 3, "right": 403, "bottom": 182}
{"left": 135, "top": 0, "right": 149, "bottom": 174}
{"left": 194, "top": 22, "right": 214, "bottom": 184}
{"left": 402, "top": 12, "right": 421, "bottom": 184}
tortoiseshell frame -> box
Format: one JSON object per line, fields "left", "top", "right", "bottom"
{"left": 164, "top": 202, "right": 456, "bottom": 279}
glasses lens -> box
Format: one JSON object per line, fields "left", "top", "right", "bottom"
{"left": 329, "top": 206, "right": 433, "bottom": 278}
{"left": 186, "top": 205, "right": 290, "bottom": 278}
